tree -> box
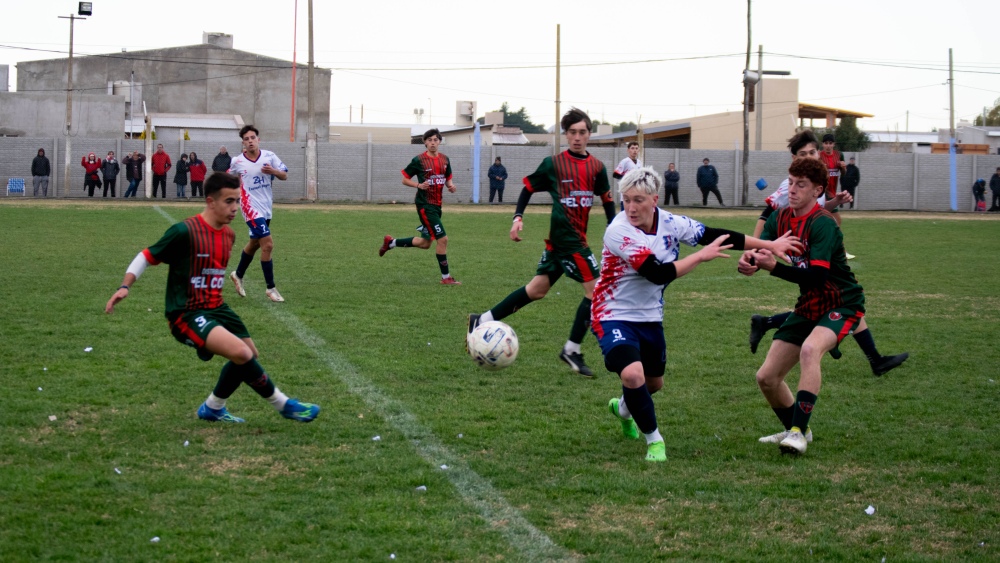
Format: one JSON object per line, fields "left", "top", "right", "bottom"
{"left": 476, "top": 102, "right": 547, "bottom": 133}
{"left": 973, "top": 97, "right": 1000, "bottom": 126}
{"left": 819, "top": 116, "right": 870, "bottom": 152}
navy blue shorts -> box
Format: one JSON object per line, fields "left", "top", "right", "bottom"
{"left": 594, "top": 320, "right": 666, "bottom": 377}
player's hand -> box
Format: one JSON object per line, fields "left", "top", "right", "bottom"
{"left": 447, "top": 183, "right": 456, "bottom": 193}
{"left": 510, "top": 218, "right": 523, "bottom": 242}
{"left": 752, "top": 248, "right": 777, "bottom": 271}
{"left": 737, "top": 250, "right": 758, "bottom": 276}
{"left": 695, "top": 234, "right": 732, "bottom": 263}
{"left": 105, "top": 288, "right": 128, "bottom": 314}
{"left": 770, "top": 230, "right": 803, "bottom": 262}
{"left": 830, "top": 190, "right": 853, "bottom": 206}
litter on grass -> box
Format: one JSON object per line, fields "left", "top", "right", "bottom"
{"left": 48, "top": 415, "right": 57, "bottom": 421}
{"left": 150, "top": 537, "right": 160, "bottom": 543}
{"left": 84, "top": 347, "right": 93, "bottom": 352}
{"left": 38, "top": 387, "right": 43, "bottom": 391}
{"left": 440, "top": 465, "right": 449, "bottom": 470}
{"left": 865, "top": 505, "right": 876, "bottom": 515}
{"left": 415, "top": 485, "right": 427, "bottom": 492}
{"left": 372, "top": 435, "right": 381, "bottom": 441}
{"left": 114, "top": 468, "right": 122, "bottom": 474}
{"left": 183, "top": 441, "right": 189, "bottom": 447}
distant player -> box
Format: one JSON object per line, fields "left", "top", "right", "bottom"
{"left": 468, "top": 108, "right": 616, "bottom": 377}
{"left": 228, "top": 125, "right": 289, "bottom": 303}
{"left": 379, "top": 128, "right": 461, "bottom": 285}
{"left": 739, "top": 157, "right": 873, "bottom": 454}
{"left": 105, "top": 172, "right": 319, "bottom": 424}
{"left": 594, "top": 167, "right": 802, "bottom": 461}
{"left": 819, "top": 133, "right": 855, "bottom": 259}
{"left": 612, "top": 141, "right": 642, "bottom": 211}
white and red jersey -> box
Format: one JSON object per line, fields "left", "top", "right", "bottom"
{"left": 764, "top": 178, "right": 826, "bottom": 211}
{"left": 228, "top": 149, "right": 288, "bottom": 221}
{"left": 613, "top": 157, "right": 642, "bottom": 202}
{"left": 592, "top": 208, "right": 705, "bottom": 325}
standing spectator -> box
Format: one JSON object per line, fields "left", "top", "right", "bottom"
{"left": 663, "top": 162, "right": 680, "bottom": 205}
{"left": 840, "top": 157, "right": 860, "bottom": 209}
{"left": 212, "top": 146, "right": 231, "bottom": 173}
{"left": 151, "top": 144, "right": 172, "bottom": 198}
{"left": 613, "top": 141, "right": 642, "bottom": 211}
{"left": 122, "top": 151, "right": 146, "bottom": 198}
{"left": 990, "top": 167, "right": 1000, "bottom": 212}
{"left": 174, "top": 153, "right": 190, "bottom": 198}
{"left": 972, "top": 179, "right": 987, "bottom": 212}
{"left": 696, "top": 157, "right": 723, "bottom": 206}
{"left": 189, "top": 152, "right": 207, "bottom": 198}
{"left": 31, "top": 148, "right": 50, "bottom": 197}
{"left": 81, "top": 152, "right": 102, "bottom": 197}
{"left": 101, "top": 151, "right": 120, "bottom": 198}
{"left": 487, "top": 156, "right": 508, "bottom": 203}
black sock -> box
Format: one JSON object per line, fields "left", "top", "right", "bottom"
{"left": 622, "top": 384, "right": 658, "bottom": 434}
{"left": 213, "top": 361, "right": 243, "bottom": 399}
{"left": 569, "top": 297, "right": 592, "bottom": 345}
{"left": 395, "top": 237, "right": 415, "bottom": 248}
{"left": 238, "top": 358, "right": 276, "bottom": 398}
{"left": 261, "top": 260, "right": 275, "bottom": 289}
{"left": 791, "top": 390, "right": 818, "bottom": 431}
{"left": 772, "top": 405, "right": 794, "bottom": 430}
{"left": 436, "top": 253, "right": 449, "bottom": 276}
{"left": 489, "top": 286, "right": 533, "bottom": 321}
{"left": 235, "top": 250, "right": 254, "bottom": 279}
{"left": 853, "top": 329, "right": 881, "bottom": 364}
{"left": 766, "top": 311, "right": 792, "bottom": 330}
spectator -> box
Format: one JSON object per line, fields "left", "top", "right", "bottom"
{"left": 212, "top": 146, "right": 231, "bottom": 172}
{"left": 81, "top": 152, "right": 102, "bottom": 197}
{"left": 696, "top": 157, "right": 723, "bottom": 206}
{"left": 101, "top": 151, "right": 120, "bottom": 198}
{"left": 151, "top": 144, "right": 172, "bottom": 198}
{"left": 122, "top": 151, "right": 146, "bottom": 198}
{"left": 663, "top": 162, "right": 680, "bottom": 205}
{"left": 990, "top": 167, "right": 1000, "bottom": 212}
{"left": 487, "top": 156, "right": 508, "bottom": 203}
{"left": 31, "top": 148, "right": 51, "bottom": 197}
{"left": 174, "top": 153, "right": 190, "bottom": 198}
{"left": 189, "top": 152, "right": 207, "bottom": 198}
{"left": 972, "top": 179, "right": 987, "bottom": 212}
{"left": 840, "top": 157, "right": 860, "bottom": 209}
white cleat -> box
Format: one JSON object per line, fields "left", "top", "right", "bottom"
{"left": 230, "top": 271, "right": 246, "bottom": 297}
{"left": 265, "top": 287, "right": 285, "bottom": 303}
{"left": 759, "top": 427, "right": 813, "bottom": 444}
{"left": 779, "top": 429, "right": 808, "bottom": 455}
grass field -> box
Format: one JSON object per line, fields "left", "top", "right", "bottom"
{"left": 1, "top": 200, "right": 999, "bottom": 561}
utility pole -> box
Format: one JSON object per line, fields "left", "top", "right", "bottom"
{"left": 948, "top": 48, "right": 957, "bottom": 211}
{"left": 754, "top": 45, "right": 763, "bottom": 150}
{"left": 554, "top": 24, "right": 561, "bottom": 155}
{"left": 59, "top": 12, "right": 86, "bottom": 197}
{"left": 305, "top": 0, "right": 317, "bottom": 200}
{"left": 741, "top": 0, "right": 751, "bottom": 205}
{"left": 290, "top": 0, "right": 298, "bottom": 141}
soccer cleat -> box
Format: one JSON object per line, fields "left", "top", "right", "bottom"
{"left": 608, "top": 398, "right": 640, "bottom": 440}
{"left": 759, "top": 427, "right": 813, "bottom": 444}
{"left": 560, "top": 350, "right": 594, "bottom": 377}
{"left": 845, "top": 252, "right": 856, "bottom": 260}
{"left": 440, "top": 277, "right": 462, "bottom": 285}
{"left": 749, "top": 314, "right": 767, "bottom": 354}
{"left": 265, "top": 288, "right": 285, "bottom": 303}
{"left": 280, "top": 399, "right": 320, "bottom": 422}
{"left": 378, "top": 235, "right": 393, "bottom": 257}
{"left": 872, "top": 352, "right": 909, "bottom": 376}
{"left": 197, "top": 403, "right": 245, "bottom": 423}
{"left": 645, "top": 441, "right": 667, "bottom": 462}
{"left": 779, "top": 429, "right": 808, "bottom": 455}
{"left": 230, "top": 271, "right": 246, "bottom": 297}
{"left": 466, "top": 314, "right": 481, "bottom": 353}
{"left": 196, "top": 348, "right": 215, "bottom": 362}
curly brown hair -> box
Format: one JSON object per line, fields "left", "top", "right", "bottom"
{"left": 788, "top": 157, "right": 827, "bottom": 189}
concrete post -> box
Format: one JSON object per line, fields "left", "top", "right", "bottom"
{"left": 912, "top": 153, "right": 919, "bottom": 210}
{"left": 52, "top": 139, "right": 59, "bottom": 198}
{"left": 366, "top": 133, "right": 373, "bottom": 202}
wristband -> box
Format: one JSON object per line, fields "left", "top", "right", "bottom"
{"left": 119, "top": 285, "right": 130, "bottom": 291}
{"left": 512, "top": 215, "right": 522, "bottom": 222}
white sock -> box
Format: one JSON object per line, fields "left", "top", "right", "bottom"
{"left": 563, "top": 340, "right": 581, "bottom": 354}
{"left": 389, "top": 240, "right": 397, "bottom": 249}
{"left": 480, "top": 311, "right": 494, "bottom": 323}
{"left": 205, "top": 393, "right": 225, "bottom": 410}
{"left": 442, "top": 274, "right": 451, "bottom": 280}
{"left": 644, "top": 429, "right": 663, "bottom": 445}
{"left": 617, "top": 395, "right": 632, "bottom": 419}
{"left": 266, "top": 388, "right": 289, "bottom": 411}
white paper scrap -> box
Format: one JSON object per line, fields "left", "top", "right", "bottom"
{"left": 440, "top": 465, "right": 448, "bottom": 470}
{"left": 48, "top": 415, "right": 57, "bottom": 421}
{"left": 183, "top": 441, "right": 189, "bottom": 447}
{"left": 114, "top": 468, "right": 122, "bottom": 474}
{"left": 415, "top": 485, "right": 427, "bottom": 492}
{"left": 150, "top": 537, "right": 160, "bottom": 543}
{"left": 865, "top": 505, "right": 876, "bottom": 515}
{"left": 38, "top": 387, "right": 43, "bottom": 391}
{"left": 84, "top": 347, "right": 93, "bottom": 352}
{"left": 372, "top": 435, "right": 381, "bottom": 441}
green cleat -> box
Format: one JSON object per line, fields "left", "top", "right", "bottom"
{"left": 645, "top": 440, "right": 666, "bottom": 462}
{"left": 608, "top": 398, "right": 640, "bottom": 440}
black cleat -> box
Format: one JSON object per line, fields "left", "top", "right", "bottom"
{"left": 872, "top": 352, "right": 909, "bottom": 376}
{"left": 465, "top": 314, "right": 481, "bottom": 354}
{"left": 560, "top": 350, "right": 594, "bottom": 378}
{"left": 749, "top": 314, "right": 767, "bottom": 354}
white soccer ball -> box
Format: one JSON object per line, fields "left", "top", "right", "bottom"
{"left": 467, "top": 321, "right": 519, "bottom": 371}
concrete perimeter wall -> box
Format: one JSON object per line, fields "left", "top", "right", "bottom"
{"left": 3, "top": 137, "right": 999, "bottom": 212}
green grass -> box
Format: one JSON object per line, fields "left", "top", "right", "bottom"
{"left": 1, "top": 201, "right": 999, "bottom": 561}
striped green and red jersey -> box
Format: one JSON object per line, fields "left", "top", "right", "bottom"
{"left": 523, "top": 150, "right": 612, "bottom": 252}
{"left": 762, "top": 203, "right": 864, "bottom": 320}
{"left": 402, "top": 152, "right": 452, "bottom": 207}
{"left": 142, "top": 214, "right": 236, "bottom": 317}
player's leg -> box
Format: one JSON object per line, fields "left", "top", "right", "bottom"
{"left": 851, "top": 317, "right": 909, "bottom": 376}
{"left": 559, "top": 250, "right": 600, "bottom": 377}
{"left": 599, "top": 325, "right": 666, "bottom": 462}
{"left": 711, "top": 186, "right": 724, "bottom": 205}
{"left": 470, "top": 271, "right": 555, "bottom": 341}
{"left": 779, "top": 323, "right": 837, "bottom": 454}
{"left": 756, "top": 318, "right": 808, "bottom": 445}
{"left": 749, "top": 311, "right": 791, "bottom": 354}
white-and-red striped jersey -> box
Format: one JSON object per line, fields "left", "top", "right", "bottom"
{"left": 592, "top": 208, "right": 705, "bottom": 324}
{"left": 228, "top": 149, "right": 288, "bottom": 221}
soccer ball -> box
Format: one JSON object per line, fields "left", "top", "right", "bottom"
{"left": 467, "top": 321, "right": 519, "bottom": 371}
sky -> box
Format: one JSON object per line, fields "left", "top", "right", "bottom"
{"left": 2, "top": 0, "right": 998, "bottom": 136}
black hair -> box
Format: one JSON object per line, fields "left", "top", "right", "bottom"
{"left": 204, "top": 172, "right": 240, "bottom": 197}
{"left": 423, "top": 128, "right": 442, "bottom": 142}
{"left": 626, "top": 141, "right": 639, "bottom": 149}
{"left": 239, "top": 125, "right": 259, "bottom": 139}
{"left": 787, "top": 130, "right": 819, "bottom": 155}
{"left": 822, "top": 133, "right": 836, "bottom": 143}
{"left": 495, "top": 157, "right": 501, "bottom": 162}
{"left": 560, "top": 107, "right": 592, "bottom": 133}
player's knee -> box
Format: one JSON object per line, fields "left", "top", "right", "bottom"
{"left": 756, "top": 368, "right": 777, "bottom": 390}
{"left": 258, "top": 239, "right": 274, "bottom": 253}
{"left": 799, "top": 341, "right": 825, "bottom": 365}
{"left": 620, "top": 362, "right": 645, "bottom": 388}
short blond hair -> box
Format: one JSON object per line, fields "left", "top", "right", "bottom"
{"left": 620, "top": 166, "right": 661, "bottom": 196}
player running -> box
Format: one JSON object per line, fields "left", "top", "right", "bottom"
{"left": 594, "top": 167, "right": 802, "bottom": 461}
{"left": 379, "top": 128, "right": 461, "bottom": 285}
{"left": 228, "top": 125, "right": 289, "bottom": 303}
{"left": 468, "top": 108, "right": 615, "bottom": 377}
{"left": 612, "top": 141, "right": 642, "bottom": 211}
{"left": 105, "top": 172, "right": 319, "bottom": 424}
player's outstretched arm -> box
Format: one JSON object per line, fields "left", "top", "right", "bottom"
{"left": 105, "top": 252, "right": 152, "bottom": 314}
{"left": 637, "top": 235, "right": 732, "bottom": 285}
{"left": 825, "top": 190, "right": 852, "bottom": 210}
{"left": 744, "top": 230, "right": 803, "bottom": 262}
{"left": 510, "top": 188, "right": 533, "bottom": 241}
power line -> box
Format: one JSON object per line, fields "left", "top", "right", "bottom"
{"left": 765, "top": 51, "right": 1000, "bottom": 75}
